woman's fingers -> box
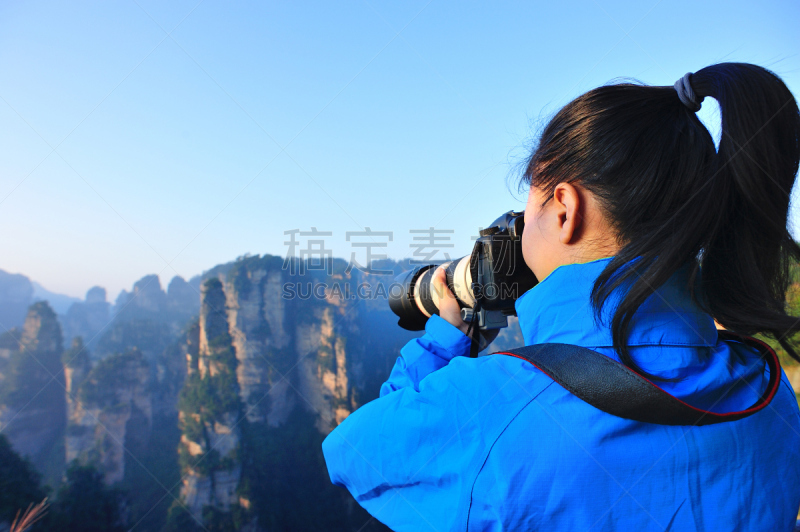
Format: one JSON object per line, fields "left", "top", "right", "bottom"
{"left": 431, "top": 266, "right": 455, "bottom": 301}
{"left": 432, "top": 265, "right": 470, "bottom": 335}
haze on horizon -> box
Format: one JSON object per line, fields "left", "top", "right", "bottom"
{"left": 1, "top": 0, "right": 799, "bottom": 300}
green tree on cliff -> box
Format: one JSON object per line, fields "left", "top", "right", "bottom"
{"left": 49, "top": 463, "right": 124, "bottom": 532}
{"left": 0, "top": 434, "right": 46, "bottom": 528}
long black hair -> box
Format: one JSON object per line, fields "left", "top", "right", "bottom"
{"left": 520, "top": 63, "right": 800, "bottom": 375}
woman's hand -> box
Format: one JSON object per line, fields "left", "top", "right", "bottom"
{"left": 432, "top": 265, "right": 501, "bottom": 349}
{"left": 432, "top": 265, "right": 471, "bottom": 335}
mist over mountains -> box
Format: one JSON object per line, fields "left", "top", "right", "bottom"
{"left": 0, "top": 254, "right": 524, "bottom": 531}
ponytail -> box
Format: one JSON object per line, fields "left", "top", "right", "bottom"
{"left": 691, "top": 63, "right": 800, "bottom": 356}
{"left": 521, "top": 62, "right": 800, "bottom": 376}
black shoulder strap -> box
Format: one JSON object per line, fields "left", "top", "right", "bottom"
{"left": 491, "top": 331, "right": 781, "bottom": 426}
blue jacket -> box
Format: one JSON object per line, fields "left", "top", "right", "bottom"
{"left": 322, "top": 258, "right": 800, "bottom": 531}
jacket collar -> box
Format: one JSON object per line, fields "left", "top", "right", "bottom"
{"left": 514, "top": 257, "right": 718, "bottom": 351}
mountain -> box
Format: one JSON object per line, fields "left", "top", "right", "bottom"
{"left": 0, "top": 269, "right": 34, "bottom": 330}
{"left": 31, "top": 281, "right": 81, "bottom": 314}
{"left": 0, "top": 269, "right": 84, "bottom": 330}
{"left": 0, "top": 254, "right": 535, "bottom": 531}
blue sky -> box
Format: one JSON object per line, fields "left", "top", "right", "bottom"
{"left": 1, "top": 0, "right": 798, "bottom": 300}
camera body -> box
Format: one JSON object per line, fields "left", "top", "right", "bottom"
{"left": 389, "top": 211, "right": 539, "bottom": 331}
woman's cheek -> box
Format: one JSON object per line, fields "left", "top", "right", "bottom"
{"left": 521, "top": 224, "right": 540, "bottom": 277}
{"left": 522, "top": 213, "right": 561, "bottom": 281}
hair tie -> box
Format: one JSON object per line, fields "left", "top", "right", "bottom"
{"left": 674, "top": 73, "right": 703, "bottom": 112}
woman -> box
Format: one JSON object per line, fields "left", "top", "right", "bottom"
{"left": 322, "top": 63, "right": 800, "bottom": 531}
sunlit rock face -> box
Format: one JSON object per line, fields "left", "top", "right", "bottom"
{"left": 0, "top": 301, "right": 66, "bottom": 479}
{"left": 217, "top": 256, "right": 412, "bottom": 434}
{"left": 178, "top": 278, "right": 244, "bottom": 523}
{"left": 222, "top": 259, "right": 291, "bottom": 425}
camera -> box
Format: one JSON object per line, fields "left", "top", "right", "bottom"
{"left": 389, "top": 211, "right": 539, "bottom": 331}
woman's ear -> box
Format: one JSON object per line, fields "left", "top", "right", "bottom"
{"left": 552, "top": 182, "right": 582, "bottom": 245}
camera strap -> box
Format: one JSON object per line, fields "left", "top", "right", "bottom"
{"left": 491, "top": 331, "right": 781, "bottom": 426}
{"left": 465, "top": 298, "right": 483, "bottom": 359}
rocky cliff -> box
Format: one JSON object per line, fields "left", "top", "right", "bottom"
{"left": 65, "top": 346, "right": 152, "bottom": 485}
{"left": 165, "top": 255, "right": 417, "bottom": 531}
{"left": 0, "top": 301, "right": 66, "bottom": 483}
{"left": 57, "top": 272, "right": 197, "bottom": 489}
